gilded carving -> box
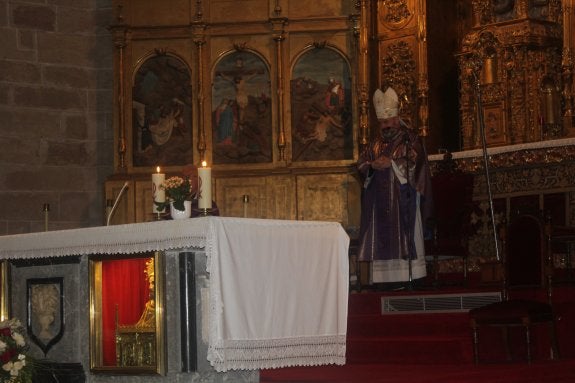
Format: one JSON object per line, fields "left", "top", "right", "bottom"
{"left": 356, "top": 0, "right": 369, "bottom": 147}
{"left": 233, "top": 42, "right": 249, "bottom": 51}
{"left": 466, "top": 200, "right": 504, "bottom": 272}
{"left": 417, "top": 74, "right": 428, "bottom": 137}
{"left": 480, "top": 84, "right": 504, "bottom": 104}
{"left": 380, "top": 40, "right": 417, "bottom": 126}
{"left": 432, "top": 149, "right": 575, "bottom": 273}
{"left": 452, "top": 145, "right": 575, "bottom": 174}
{"left": 471, "top": 0, "right": 561, "bottom": 26}
{"left": 458, "top": 4, "right": 565, "bottom": 149}
{"left": 380, "top": 0, "right": 413, "bottom": 28}
{"left": 194, "top": 0, "right": 203, "bottom": 20}
{"left": 312, "top": 41, "right": 328, "bottom": 49}
{"left": 115, "top": 257, "right": 157, "bottom": 367}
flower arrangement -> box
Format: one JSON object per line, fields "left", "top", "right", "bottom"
{"left": 159, "top": 176, "right": 195, "bottom": 211}
{"left": 0, "top": 319, "right": 34, "bottom": 383}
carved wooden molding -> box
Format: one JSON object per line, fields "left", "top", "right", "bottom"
{"left": 381, "top": 40, "right": 417, "bottom": 126}
{"left": 381, "top": 0, "right": 413, "bottom": 29}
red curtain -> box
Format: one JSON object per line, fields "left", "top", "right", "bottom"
{"left": 101, "top": 257, "right": 151, "bottom": 366}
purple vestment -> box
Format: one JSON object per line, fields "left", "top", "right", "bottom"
{"left": 357, "top": 125, "right": 432, "bottom": 265}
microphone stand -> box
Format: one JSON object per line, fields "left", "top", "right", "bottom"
{"left": 404, "top": 130, "right": 414, "bottom": 290}
{"left": 472, "top": 73, "right": 501, "bottom": 263}
{"left": 107, "top": 181, "right": 129, "bottom": 226}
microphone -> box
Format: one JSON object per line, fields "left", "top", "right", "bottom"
{"left": 106, "top": 181, "right": 129, "bottom": 226}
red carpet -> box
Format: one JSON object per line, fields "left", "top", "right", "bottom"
{"left": 260, "top": 282, "right": 575, "bottom": 382}
{"left": 260, "top": 359, "right": 575, "bottom": 383}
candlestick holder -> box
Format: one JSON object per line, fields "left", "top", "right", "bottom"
{"left": 243, "top": 194, "right": 249, "bottom": 218}
{"left": 43, "top": 203, "right": 50, "bottom": 232}
{"left": 198, "top": 208, "right": 213, "bottom": 217}
{"left": 149, "top": 211, "right": 169, "bottom": 221}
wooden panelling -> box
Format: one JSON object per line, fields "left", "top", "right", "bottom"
{"left": 266, "top": 175, "right": 296, "bottom": 220}
{"left": 214, "top": 176, "right": 268, "bottom": 218}
{"left": 135, "top": 180, "right": 156, "bottom": 223}
{"left": 296, "top": 173, "right": 349, "bottom": 224}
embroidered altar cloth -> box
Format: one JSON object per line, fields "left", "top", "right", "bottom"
{"left": 205, "top": 217, "right": 349, "bottom": 371}
{"left": 0, "top": 217, "right": 350, "bottom": 371}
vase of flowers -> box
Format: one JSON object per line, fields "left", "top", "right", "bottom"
{"left": 158, "top": 176, "right": 194, "bottom": 219}
{"left": 0, "top": 319, "right": 34, "bottom": 383}
{"left": 170, "top": 200, "right": 192, "bottom": 220}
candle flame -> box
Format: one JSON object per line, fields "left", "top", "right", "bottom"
{"left": 156, "top": 166, "right": 161, "bottom": 173}
{"left": 201, "top": 160, "right": 207, "bottom": 167}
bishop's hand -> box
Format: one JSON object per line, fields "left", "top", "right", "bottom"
{"left": 370, "top": 156, "right": 392, "bottom": 170}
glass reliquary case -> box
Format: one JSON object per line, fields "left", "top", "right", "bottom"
{"left": 89, "top": 251, "right": 166, "bottom": 375}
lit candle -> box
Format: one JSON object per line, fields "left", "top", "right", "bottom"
{"left": 152, "top": 166, "right": 165, "bottom": 213}
{"left": 198, "top": 161, "right": 212, "bottom": 209}
{"left": 243, "top": 194, "right": 249, "bottom": 218}
{"left": 43, "top": 203, "right": 50, "bottom": 231}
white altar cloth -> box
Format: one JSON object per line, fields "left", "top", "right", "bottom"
{"left": 0, "top": 217, "right": 349, "bottom": 372}
{"left": 0, "top": 218, "right": 208, "bottom": 259}
{"left": 205, "top": 217, "right": 349, "bottom": 371}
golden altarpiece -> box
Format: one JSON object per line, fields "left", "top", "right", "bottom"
{"left": 104, "top": 0, "right": 575, "bottom": 280}
{"left": 105, "top": 0, "right": 365, "bottom": 228}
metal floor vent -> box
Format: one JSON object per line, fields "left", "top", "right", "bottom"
{"left": 381, "top": 292, "right": 502, "bottom": 314}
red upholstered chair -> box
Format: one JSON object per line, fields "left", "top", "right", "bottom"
{"left": 425, "top": 154, "right": 474, "bottom": 287}
{"left": 468, "top": 212, "right": 560, "bottom": 364}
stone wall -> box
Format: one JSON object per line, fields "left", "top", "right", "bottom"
{"left": 0, "top": 0, "right": 114, "bottom": 234}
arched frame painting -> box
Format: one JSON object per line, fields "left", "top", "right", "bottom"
{"left": 211, "top": 50, "right": 272, "bottom": 165}
{"left": 290, "top": 46, "right": 354, "bottom": 162}
{"left": 132, "top": 53, "right": 193, "bottom": 168}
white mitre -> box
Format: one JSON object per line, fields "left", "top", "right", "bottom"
{"left": 373, "top": 87, "right": 399, "bottom": 120}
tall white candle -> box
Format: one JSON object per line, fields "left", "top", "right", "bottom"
{"left": 152, "top": 166, "right": 165, "bottom": 213}
{"left": 198, "top": 161, "right": 212, "bottom": 209}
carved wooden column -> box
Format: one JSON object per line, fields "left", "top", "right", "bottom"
{"left": 471, "top": 0, "right": 485, "bottom": 27}
{"left": 270, "top": 16, "right": 288, "bottom": 161}
{"left": 416, "top": 0, "right": 428, "bottom": 138}
{"left": 109, "top": 6, "right": 128, "bottom": 172}
{"left": 563, "top": 0, "right": 575, "bottom": 133}
{"left": 515, "top": 0, "right": 529, "bottom": 18}
{"left": 376, "top": 0, "right": 420, "bottom": 131}
{"left": 356, "top": 0, "right": 369, "bottom": 148}
{"left": 192, "top": 23, "right": 207, "bottom": 161}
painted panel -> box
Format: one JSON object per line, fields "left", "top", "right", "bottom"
{"left": 291, "top": 48, "right": 353, "bottom": 162}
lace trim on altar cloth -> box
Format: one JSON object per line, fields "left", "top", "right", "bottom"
{"left": 207, "top": 335, "right": 347, "bottom": 372}
{"left": 0, "top": 218, "right": 209, "bottom": 259}
{"left": 205, "top": 217, "right": 349, "bottom": 372}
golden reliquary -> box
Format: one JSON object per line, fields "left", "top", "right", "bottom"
{"left": 115, "top": 258, "right": 156, "bottom": 367}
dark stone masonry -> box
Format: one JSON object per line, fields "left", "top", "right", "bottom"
{"left": 0, "top": 0, "right": 114, "bottom": 234}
